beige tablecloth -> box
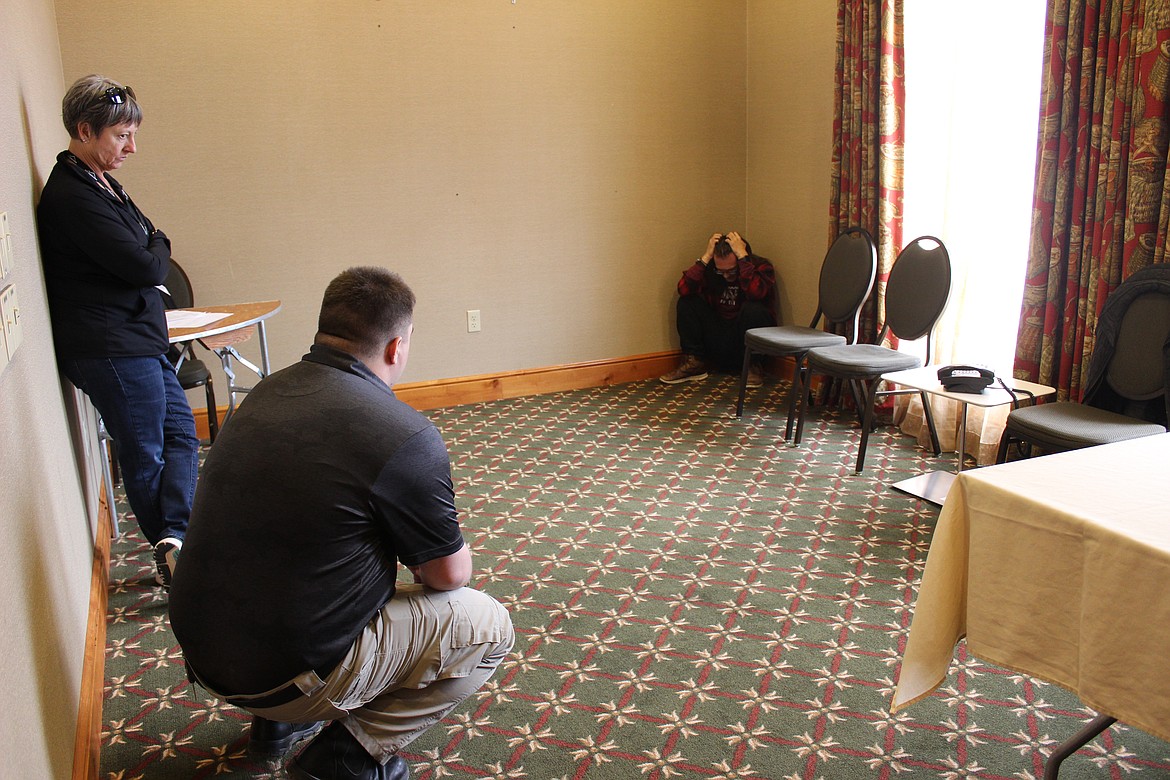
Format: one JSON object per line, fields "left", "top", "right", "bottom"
{"left": 892, "top": 434, "right": 1170, "bottom": 743}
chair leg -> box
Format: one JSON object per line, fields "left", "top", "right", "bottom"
{"left": 919, "top": 390, "right": 941, "bottom": 455}
{"left": 846, "top": 379, "right": 867, "bottom": 429}
{"left": 97, "top": 423, "right": 121, "bottom": 538}
{"left": 995, "top": 428, "right": 1012, "bottom": 464}
{"left": 828, "top": 377, "right": 844, "bottom": 408}
{"left": 793, "top": 365, "right": 814, "bottom": 445}
{"left": 108, "top": 439, "right": 121, "bottom": 486}
{"left": 783, "top": 358, "right": 805, "bottom": 441}
{"left": 735, "top": 346, "right": 753, "bottom": 418}
{"left": 855, "top": 380, "right": 881, "bottom": 474}
{"left": 204, "top": 379, "right": 219, "bottom": 443}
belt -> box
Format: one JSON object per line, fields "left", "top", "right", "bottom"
{"left": 225, "top": 681, "right": 304, "bottom": 709}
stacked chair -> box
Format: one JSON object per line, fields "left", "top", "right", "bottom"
{"left": 793, "top": 235, "right": 952, "bottom": 474}
{"left": 736, "top": 227, "right": 877, "bottom": 440}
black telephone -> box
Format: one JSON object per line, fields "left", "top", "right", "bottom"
{"left": 937, "top": 364, "right": 996, "bottom": 394}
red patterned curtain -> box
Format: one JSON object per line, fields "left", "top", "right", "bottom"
{"left": 830, "top": 0, "right": 905, "bottom": 342}
{"left": 1015, "top": 0, "right": 1170, "bottom": 398}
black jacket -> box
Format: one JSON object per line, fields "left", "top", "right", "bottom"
{"left": 1083, "top": 263, "right": 1170, "bottom": 426}
{"left": 38, "top": 151, "right": 172, "bottom": 359}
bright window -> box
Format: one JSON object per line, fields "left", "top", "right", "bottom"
{"left": 902, "top": 1, "right": 1048, "bottom": 374}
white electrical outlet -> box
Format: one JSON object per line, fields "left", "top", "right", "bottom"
{"left": 1, "top": 284, "right": 22, "bottom": 359}
{"left": 467, "top": 309, "right": 482, "bottom": 333}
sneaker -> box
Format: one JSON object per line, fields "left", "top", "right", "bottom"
{"left": 153, "top": 537, "right": 182, "bottom": 588}
{"left": 659, "top": 355, "right": 709, "bottom": 384}
{"left": 746, "top": 364, "right": 764, "bottom": 389}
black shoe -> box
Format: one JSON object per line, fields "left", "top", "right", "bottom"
{"left": 248, "top": 716, "right": 323, "bottom": 757}
{"left": 288, "top": 721, "right": 409, "bottom": 780}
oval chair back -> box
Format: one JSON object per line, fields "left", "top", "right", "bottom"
{"left": 883, "top": 235, "right": 952, "bottom": 348}
{"left": 819, "top": 227, "right": 878, "bottom": 337}
{"left": 1107, "top": 292, "right": 1170, "bottom": 402}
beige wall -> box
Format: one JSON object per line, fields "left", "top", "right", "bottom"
{"left": 55, "top": 1, "right": 754, "bottom": 385}
{"left": 746, "top": 2, "right": 837, "bottom": 327}
{"left": 2, "top": 1, "right": 836, "bottom": 775}
{"left": 0, "top": 0, "right": 102, "bottom": 777}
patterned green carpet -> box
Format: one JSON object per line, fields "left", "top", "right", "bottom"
{"left": 100, "top": 375, "right": 1170, "bottom": 779}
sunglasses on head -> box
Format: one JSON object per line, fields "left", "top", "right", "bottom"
{"left": 101, "top": 85, "right": 136, "bottom": 105}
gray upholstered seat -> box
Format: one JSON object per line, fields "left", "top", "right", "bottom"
{"left": 1002, "top": 402, "right": 1165, "bottom": 452}
{"left": 795, "top": 235, "right": 952, "bottom": 474}
{"left": 997, "top": 264, "right": 1170, "bottom": 461}
{"left": 735, "top": 227, "right": 877, "bottom": 440}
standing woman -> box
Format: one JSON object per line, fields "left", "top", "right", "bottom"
{"left": 38, "top": 75, "right": 197, "bottom": 588}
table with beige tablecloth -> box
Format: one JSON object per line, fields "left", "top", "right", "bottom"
{"left": 891, "top": 433, "right": 1170, "bottom": 744}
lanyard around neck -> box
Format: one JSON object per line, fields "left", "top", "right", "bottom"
{"left": 64, "top": 152, "right": 151, "bottom": 236}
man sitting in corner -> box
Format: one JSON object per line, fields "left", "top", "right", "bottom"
{"left": 168, "top": 267, "right": 514, "bottom": 780}
{"left": 659, "top": 231, "right": 776, "bottom": 387}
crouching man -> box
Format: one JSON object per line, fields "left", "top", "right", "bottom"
{"left": 169, "top": 267, "right": 514, "bottom": 780}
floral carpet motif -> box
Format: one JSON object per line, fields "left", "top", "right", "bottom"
{"left": 100, "top": 375, "right": 1170, "bottom": 779}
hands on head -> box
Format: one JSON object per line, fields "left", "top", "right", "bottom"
{"left": 724, "top": 231, "right": 747, "bottom": 259}
{"left": 701, "top": 231, "right": 747, "bottom": 269}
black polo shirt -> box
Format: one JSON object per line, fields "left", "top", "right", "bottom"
{"left": 169, "top": 344, "right": 465, "bottom": 694}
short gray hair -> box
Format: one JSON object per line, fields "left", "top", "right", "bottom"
{"left": 61, "top": 74, "right": 143, "bottom": 139}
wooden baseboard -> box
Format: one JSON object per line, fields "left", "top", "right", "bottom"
{"left": 190, "top": 351, "right": 683, "bottom": 435}
{"left": 74, "top": 475, "right": 114, "bottom": 780}
{"left": 394, "top": 350, "right": 682, "bottom": 410}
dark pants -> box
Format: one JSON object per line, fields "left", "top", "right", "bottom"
{"left": 63, "top": 354, "right": 199, "bottom": 544}
{"left": 676, "top": 296, "right": 774, "bottom": 372}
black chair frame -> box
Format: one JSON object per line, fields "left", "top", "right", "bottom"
{"left": 164, "top": 260, "right": 220, "bottom": 442}
{"left": 794, "top": 235, "right": 952, "bottom": 473}
{"left": 735, "top": 227, "right": 878, "bottom": 440}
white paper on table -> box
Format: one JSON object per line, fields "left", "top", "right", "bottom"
{"left": 165, "top": 309, "right": 231, "bottom": 329}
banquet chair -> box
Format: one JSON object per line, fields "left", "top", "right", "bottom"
{"left": 162, "top": 260, "right": 220, "bottom": 442}
{"left": 996, "top": 264, "right": 1170, "bottom": 462}
{"left": 736, "top": 227, "right": 877, "bottom": 440}
{"left": 794, "top": 235, "right": 952, "bottom": 474}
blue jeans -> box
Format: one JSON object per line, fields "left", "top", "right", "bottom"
{"left": 63, "top": 355, "right": 199, "bottom": 545}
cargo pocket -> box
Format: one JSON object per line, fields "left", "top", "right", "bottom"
{"left": 438, "top": 592, "right": 509, "bottom": 680}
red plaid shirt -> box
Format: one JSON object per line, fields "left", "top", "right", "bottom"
{"left": 677, "top": 255, "right": 776, "bottom": 320}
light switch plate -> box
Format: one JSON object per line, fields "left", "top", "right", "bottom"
{"left": 0, "top": 211, "right": 10, "bottom": 277}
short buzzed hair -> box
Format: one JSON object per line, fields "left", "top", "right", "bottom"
{"left": 317, "top": 267, "right": 416, "bottom": 358}
{"left": 61, "top": 74, "right": 143, "bottom": 140}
